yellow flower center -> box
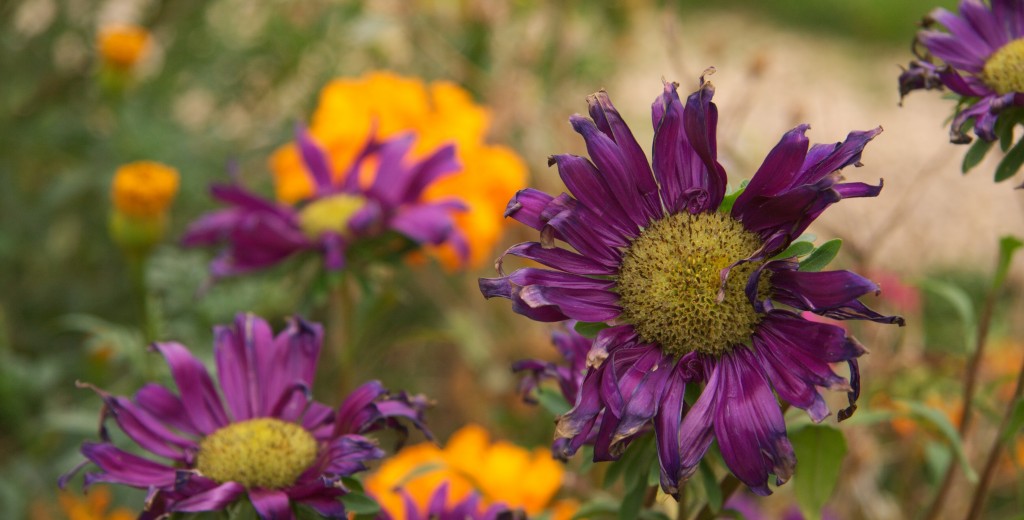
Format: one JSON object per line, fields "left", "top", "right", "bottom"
{"left": 617, "top": 211, "right": 768, "bottom": 356}
{"left": 982, "top": 38, "right": 1024, "bottom": 94}
{"left": 297, "top": 194, "right": 365, "bottom": 239}
{"left": 196, "top": 418, "right": 318, "bottom": 489}
{"left": 111, "top": 161, "right": 180, "bottom": 218}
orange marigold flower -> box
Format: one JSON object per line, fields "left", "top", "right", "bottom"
{"left": 111, "top": 161, "right": 179, "bottom": 218}
{"left": 58, "top": 487, "right": 134, "bottom": 520}
{"left": 96, "top": 25, "right": 150, "bottom": 71}
{"left": 269, "top": 71, "right": 527, "bottom": 268}
{"left": 364, "top": 424, "right": 576, "bottom": 519}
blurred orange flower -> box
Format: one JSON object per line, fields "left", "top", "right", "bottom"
{"left": 111, "top": 161, "right": 179, "bottom": 218}
{"left": 886, "top": 393, "right": 962, "bottom": 438}
{"left": 269, "top": 71, "right": 527, "bottom": 269}
{"left": 364, "top": 424, "right": 576, "bottom": 519}
{"left": 58, "top": 487, "right": 134, "bottom": 520}
{"left": 96, "top": 25, "right": 150, "bottom": 71}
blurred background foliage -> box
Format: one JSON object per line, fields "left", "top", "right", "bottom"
{"left": 7, "top": 0, "right": 1024, "bottom": 519}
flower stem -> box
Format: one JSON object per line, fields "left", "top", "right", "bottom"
{"left": 923, "top": 253, "right": 1005, "bottom": 520}
{"left": 964, "top": 354, "right": 1024, "bottom": 520}
{"left": 327, "top": 273, "right": 355, "bottom": 395}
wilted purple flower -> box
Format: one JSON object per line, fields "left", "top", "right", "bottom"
{"left": 377, "top": 482, "right": 515, "bottom": 520}
{"left": 899, "top": 0, "right": 1024, "bottom": 143}
{"left": 183, "top": 129, "right": 468, "bottom": 278}
{"left": 480, "top": 73, "right": 903, "bottom": 497}
{"left": 60, "top": 313, "right": 431, "bottom": 520}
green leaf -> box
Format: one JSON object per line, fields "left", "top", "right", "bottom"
{"left": 923, "top": 440, "right": 953, "bottom": 485}
{"left": 992, "top": 235, "right": 1024, "bottom": 289}
{"left": 536, "top": 386, "right": 572, "bottom": 416}
{"left": 770, "top": 240, "right": 815, "bottom": 261}
{"left": 341, "top": 491, "right": 381, "bottom": 516}
{"left": 718, "top": 179, "right": 749, "bottom": 214}
{"left": 791, "top": 425, "right": 847, "bottom": 519}
{"left": 1000, "top": 399, "right": 1024, "bottom": 444}
{"left": 603, "top": 434, "right": 654, "bottom": 489}
{"left": 901, "top": 400, "right": 977, "bottom": 482}
{"left": 574, "top": 321, "right": 610, "bottom": 338}
{"left": 619, "top": 477, "right": 647, "bottom": 520}
{"left": 340, "top": 476, "right": 365, "bottom": 493}
{"left": 962, "top": 138, "right": 995, "bottom": 173}
{"left": 571, "top": 499, "right": 618, "bottom": 520}
{"left": 995, "top": 136, "right": 1024, "bottom": 182}
{"left": 918, "top": 279, "right": 976, "bottom": 353}
{"left": 798, "top": 239, "right": 842, "bottom": 272}
{"left": 698, "top": 459, "right": 723, "bottom": 513}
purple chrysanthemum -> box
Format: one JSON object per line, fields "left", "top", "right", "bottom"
{"left": 480, "top": 73, "right": 903, "bottom": 497}
{"left": 377, "top": 483, "right": 515, "bottom": 520}
{"left": 899, "top": 0, "right": 1024, "bottom": 143}
{"left": 59, "top": 313, "right": 431, "bottom": 520}
{"left": 183, "top": 129, "right": 468, "bottom": 277}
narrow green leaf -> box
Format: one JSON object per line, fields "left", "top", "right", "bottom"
{"left": 770, "top": 240, "right": 815, "bottom": 261}
{"left": 536, "top": 386, "right": 571, "bottom": 416}
{"left": 901, "top": 400, "right": 977, "bottom": 482}
{"left": 995, "top": 107, "right": 1023, "bottom": 152}
{"left": 341, "top": 491, "right": 381, "bottom": 515}
{"left": 923, "top": 440, "right": 952, "bottom": 485}
{"left": 995, "top": 136, "right": 1024, "bottom": 182}
{"left": 918, "top": 279, "right": 977, "bottom": 353}
{"left": 798, "top": 239, "right": 842, "bottom": 272}
{"left": 962, "top": 138, "right": 994, "bottom": 173}
{"left": 340, "top": 476, "right": 365, "bottom": 493}
{"left": 791, "top": 424, "right": 848, "bottom": 520}
{"left": 574, "top": 321, "right": 609, "bottom": 338}
{"left": 698, "top": 459, "right": 723, "bottom": 513}
{"left": 571, "top": 499, "right": 618, "bottom": 520}
{"left": 619, "top": 478, "right": 647, "bottom": 520}
{"left": 718, "top": 179, "right": 749, "bottom": 214}
{"left": 993, "top": 235, "right": 1024, "bottom": 289}
{"left": 1000, "top": 399, "right": 1024, "bottom": 444}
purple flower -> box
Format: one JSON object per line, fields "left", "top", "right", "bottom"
{"left": 480, "top": 73, "right": 903, "bottom": 497}
{"left": 899, "top": 0, "right": 1024, "bottom": 143}
{"left": 59, "top": 313, "right": 432, "bottom": 520}
{"left": 183, "top": 129, "right": 469, "bottom": 278}
{"left": 376, "top": 482, "right": 514, "bottom": 520}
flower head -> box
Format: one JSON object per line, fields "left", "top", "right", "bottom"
{"left": 269, "top": 71, "right": 528, "bottom": 268}
{"left": 58, "top": 486, "right": 134, "bottom": 520}
{"left": 377, "top": 483, "right": 513, "bottom": 520}
{"left": 183, "top": 130, "right": 467, "bottom": 277}
{"left": 60, "top": 313, "right": 431, "bottom": 519}
{"left": 109, "top": 161, "right": 179, "bottom": 255}
{"left": 97, "top": 25, "right": 151, "bottom": 71}
{"left": 365, "top": 424, "right": 574, "bottom": 519}
{"left": 899, "top": 0, "right": 1024, "bottom": 143}
{"left": 480, "top": 73, "right": 903, "bottom": 497}
{"left": 111, "top": 161, "right": 179, "bottom": 218}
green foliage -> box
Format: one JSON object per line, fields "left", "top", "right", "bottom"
{"left": 962, "top": 138, "right": 994, "bottom": 174}
{"left": 798, "top": 239, "right": 842, "bottom": 272}
{"left": 718, "top": 180, "right": 749, "bottom": 214}
{"left": 919, "top": 278, "right": 977, "bottom": 353}
{"left": 790, "top": 424, "right": 848, "bottom": 520}
{"left": 341, "top": 490, "right": 381, "bottom": 516}
{"left": 575, "top": 321, "right": 610, "bottom": 338}
{"left": 994, "top": 136, "right": 1024, "bottom": 182}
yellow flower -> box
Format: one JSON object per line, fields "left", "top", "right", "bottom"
{"left": 364, "top": 424, "right": 576, "bottom": 519}
{"left": 269, "top": 71, "right": 528, "bottom": 269}
{"left": 111, "top": 161, "right": 179, "bottom": 218}
{"left": 58, "top": 487, "right": 135, "bottom": 520}
{"left": 96, "top": 25, "right": 151, "bottom": 71}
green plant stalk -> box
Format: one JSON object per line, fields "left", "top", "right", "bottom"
{"left": 964, "top": 354, "right": 1024, "bottom": 520}
{"left": 327, "top": 273, "right": 355, "bottom": 396}
{"left": 695, "top": 475, "right": 740, "bottom": 520}
{"left": 128, "top": 252, "right": 157, "bottom": 380}
{"left": 923, "top": 247, "right": 1011, "bottom": 520}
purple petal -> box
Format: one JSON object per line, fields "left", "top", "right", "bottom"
{"left": 249, "top": 488, "right": 295, "bottom": 520}
{"left": 672, "top": 355, "right": 720, "bottom": 484}
{"left": 267, "top": 318, "right": 323, "bottom": 421}
{"left": 390, "top": 202, "right": 461, "bottom": 246}
{"left": 518, "top": 285, "right": 622, "bottom": 322}
{"left": 587, "top": 91, "right": 662, "bottom": 217}
{"left": 504, "top": 188, "right": 555, "bottom": 231}
{"left": 681, "top": 75, "right": 728, "bottom": 211}
{"left": 496, "top": 242, "right": 617, "bottom": 276}
{"left": 569, "top": 115, "right": 651, "bottom": 227}
{"left": 733, "top": 125, "right": 810, "bottom": 220}
{"left": 134, "top": 383, "right": 201, "bottom": 437}
{"left": 507, "top": 267, "right": 615, "bottom": 291}
{"left": 399, "top": 143, "right": 460, "bottom": 203}
{"left": 172, "top": 481, "right": 246, "bottom": 513}
{"left": 181, "top": 209, "right": 244, "bottom": 247}
{"left": 150, "top": 342, "right": 228, "bottom": 434}
{"left": 79, "top": 442, "right": 178, "bottom": 488}
{"left": 296, "top": 126, "right": 334, "bottom": 193}
{"left": 366, "top": 133, "right": 416, "bottom": 207}
{"left": 549, "top": 154, "right": 639, "bottom": 238}
{"left": 714, "top": 348, "right": 796, "bottom": 496}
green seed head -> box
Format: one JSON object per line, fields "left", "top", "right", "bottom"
{"left": 982, "top": 38, "right": 1024, "bottom": 95}
{"left": 617, "top": 211, "right": 769, "bottom": 357}
{"left": 197, "top": 418, "right": 318, "bottom": 489}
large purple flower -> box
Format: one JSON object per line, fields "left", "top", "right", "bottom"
{"left": 899, "top": 0, "right": 1024, "bottom": 143}
{"left": 59, "top": 313, "right": 431, "bottom": 519}
{"left": 480, "top": 73, "right": 903, "bottom": 497}
{"left": 183, "top": 129, "right": 468, "bottom": 277}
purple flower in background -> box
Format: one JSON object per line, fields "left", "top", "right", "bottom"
{"left": 377, "top": 483, "right": 514, "bottom": 520}
{"left": 480, "top": 72, "right": 903, "bottom": 497}
{"left": 60, "top": 313, "right": 431, "bottom": 520}
{"left": 183, "top": 129, "right": 468, "bottom": 278}
{"left": 899, "top": 0, "right": 1024, "bottom": 143}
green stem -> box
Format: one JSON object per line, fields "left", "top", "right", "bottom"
{"left": 327, "top": 273, "right": 355, "bottom": 396}
{"left": 676, "top": 483, "right": 687, "bottom": 520}
{"left": 128, "top": 252, "right": 157, "bottom": 379}
{"left": 964, "top": 354, "right": 1024, "bottom": 520}
{"left": 695, "top": 475, "right": 740, "bottom": 520}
